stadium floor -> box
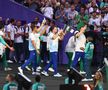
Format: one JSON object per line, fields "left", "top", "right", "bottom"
{"left": 0, "top": 63, "right": 107, "bottom": 90}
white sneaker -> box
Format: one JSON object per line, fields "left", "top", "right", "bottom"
{"left": 41, "top": 71, "right": 49, "bottom": 76}
{"left": 48, "top": 67, "right": 54, "bottom": 72}
{"left": 4, "top": 67, "right": 12, "bottom": 71}
{"left": 32, "top": 72, "right": 40, "bottom": 75}
{"left": 92, "top": 74, "right": 95, "bottom": 77}
{"left": 18, "top": 67, "right": 23, "bottom": 74}
{"left": 25, "top": 66, "right": 31, "bottom": 71}
{"left": 7, "top": 60, "right": 13, "bottom": 63}
{"left": 54, "top": 73, "right": 62, "bottom": 77}
{"left": 36, "top": 68, "right": 40, "bottom": 72}
{"left": 32, "top": 72, "right": 35, "bottom": 75}
{"left": 36, "top": 66, "right": 42, "bottom": 72}
{"left": 37, "top": 66, "right": 42, "bottom": 70}
{"left": 47, "top": 61, "right": 50, "bottom": 63}
{"left": 35, "top": 72, "right": 40, "bottom": 75}
{"left": 82, "top": 78, "right": 93, "bottom": 81}
{"left": 80, "top": 71, "right": 86, "bottom": 74}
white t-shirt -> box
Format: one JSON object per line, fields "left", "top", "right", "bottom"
{"left": 49, "top": 32, "right": 59, "bottom": 52}
{"left": 0, "top": 43, "right": 4, "bottom": 56}
{"left": 43, "top": 7, "right": 54, "bottom": 19}
{"left": 35, "top": 33, "right": 40, "bottom": 50}
{"left": 75, "top": 33, "right": 86, "bottom": 52}
{"left": 29, "top": 33, "right": 36, "bottom": 51}
{"left": 101, "top": 14, "right": 108, "bottom": 24}
{"left": 65, "top": 36, "right": 75, "bottom": 52}
{"left": 14, "top": 26, "right": 24, "bottom": 43}
{"left": 89, "top": 17, "right": 101, "bottom": 31}
{"left": 68, "top": 10, "right": 78, "bottom": 19}
{"left": 7, "top": 24, "right": 15, "bottom": 40}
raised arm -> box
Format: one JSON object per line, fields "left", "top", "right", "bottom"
{"left": 75, "top": 25, "right": 87, "bottom": 38}
{"left": 37, "top": 19, "right": 46, "bottom": 32}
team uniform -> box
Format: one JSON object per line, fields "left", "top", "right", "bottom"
{"left": 6, "top": 23, "right": 15, "bottom": 61}
{"left": 18, "top": 32, "right": 38, "bottom": 75}
{"left": 32, "top": 82, "right": 46, "bottom": 90}
{"left": 3, "top": 82, "right": 18, "bottom": 90}
{"left": 14, "top": 26, "right": 24, "bottom": 62}
{"left": 42, "top": 32, "right": 62, "bottom": 77}
{"left": 72, "top": 33, "right": 86, "bottom": 69}
{"left": 84, "top": 42, "right": 94, "bottom": 79}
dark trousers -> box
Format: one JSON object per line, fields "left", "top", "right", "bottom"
{"left": 40, "top": 42, "right": 49, "bottom": 65}
{"left": 14, "top": 43, "right": 24, "bottom": 62}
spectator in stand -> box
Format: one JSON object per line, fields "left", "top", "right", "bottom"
{"left": 67, "top": 3, "right": 78, "bottom": 27}
{"left": 41, "top": 27, "right": 64, "bottom": 77}
{"left": 89, "top": 11, "right": 101, "bottom": 32}
{"left": 41, "top": 3, "right": 54, "bottom": 19}
{"left": 55, "top": 4, "right": 67, "bottom": 23}
{"left": 28, "top": 17, "right": 40, "bottom": 28}
{"left": 89, "top": 0, "right": 99, "bottom": 14}
{"left": 64, "top": 2, "right": 71, "bottom": 14}
{"left": 32, "top": 75, "right": 46, "bottom": 90}
{"left": 84, "top": 36, "right": 94, "bottom": 80}
{"left": 40, "top": 18, "right": 50, "bottom": 65}
{"left": 76, "top": 5, "right": 89, "bottom": 31}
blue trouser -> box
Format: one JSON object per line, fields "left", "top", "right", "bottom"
{"left": 21, "top": 50, "right": 37, "bottom": 72}
{"left": 84, "top": 58, "right": 92, "bottom": 79}
{"left": 72, "top": 51, "right": 85, "bottom": 69}
{"left": 44, "top": 52, "right": 58, "bottom": 74}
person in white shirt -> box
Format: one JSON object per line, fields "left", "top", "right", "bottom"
{"left": 18, "top": 19, "right": 46, "bottom": 75}
{"left": 0, "top": 28, "right": 14, "bottom": 71}
{"left": 41, "top": 4, "right": 54, "bottom": 19}
{"left": 89, "top": 11, "right": 101, "bottom": 32}
{"left": 14, "top": 20, "right": 24, "bottom": 63}
{"left": 28, "top": 17, "right": 41, "bottom": 28}
{"left": 71, "top": 25, "right": 87, "bottom": 70}
{"left": 41, "top": 27, "right": 64, "bottom": 77}
{"left": 40, "top": 19, "right": 50, "bottom": 65}
{"left": 6, "top": 18, "right": 16, "bottom": 62}
{"left": 65, "top": 36, "right": 75, "bottom": 69}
